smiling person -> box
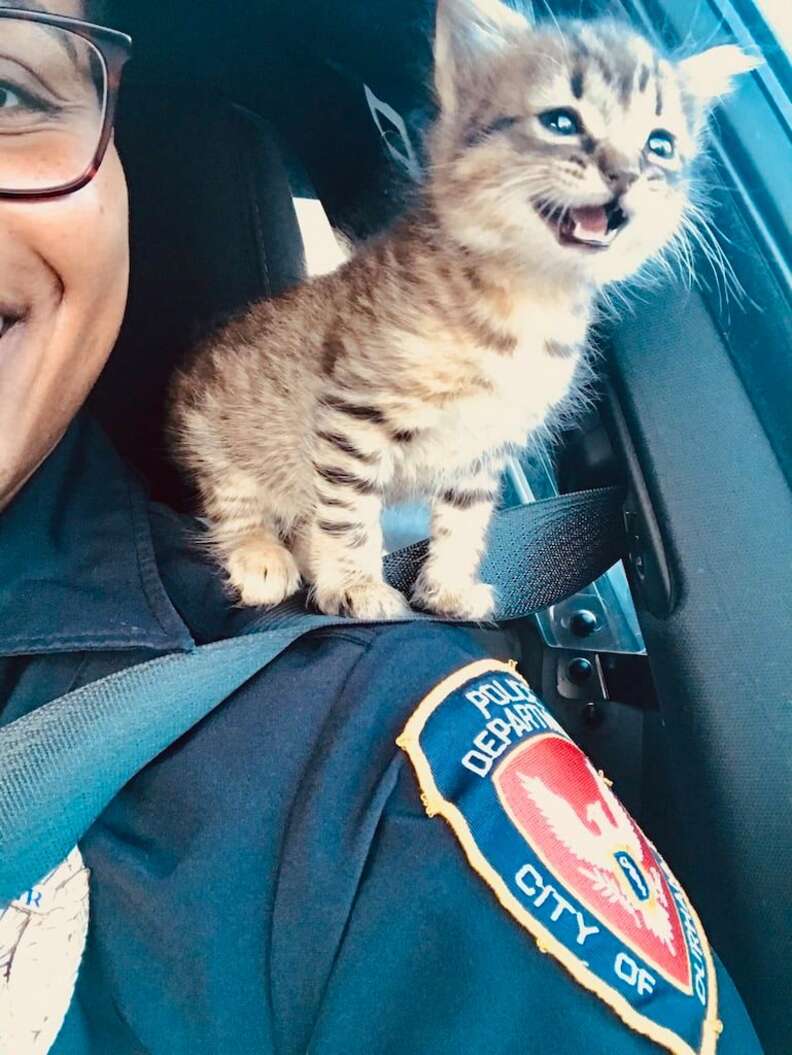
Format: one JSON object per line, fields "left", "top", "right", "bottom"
{"left": 0, "top": 0, "right": 127, "bottom": 507}
{"left": 0, "top": 3, "right": 766, "bottom": 1055}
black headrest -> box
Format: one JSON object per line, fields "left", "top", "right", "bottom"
{"left": 90, "top": 82, "right": 306, "bottom": 507}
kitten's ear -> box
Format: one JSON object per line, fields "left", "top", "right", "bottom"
{"left": 434, "top": 0, "right": 528, "bottom": 112}
{"left": 678, "top": 44, "right": 761, "bottom": 103}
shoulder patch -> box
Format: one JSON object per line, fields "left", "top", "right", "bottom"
{"left": 397, "top": 660, "right": 721, "bottom": 1055}
{"left": 0, "top": 849, "right": 89, "bottom": 1054}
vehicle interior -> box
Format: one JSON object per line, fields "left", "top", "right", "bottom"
{"left": 87, "top": 2, "right": 791, "bottom": 1051}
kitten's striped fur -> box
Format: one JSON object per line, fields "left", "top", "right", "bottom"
{"left": 169, "top": 0, "right": 756, "bottom": 620}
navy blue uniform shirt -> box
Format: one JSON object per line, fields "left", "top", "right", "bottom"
{"left": 0, "top": 418, "right": 763, "bottom": 1055}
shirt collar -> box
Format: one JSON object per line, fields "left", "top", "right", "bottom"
{"left": 0, "top": 415, "right": 194, "bottom": 657}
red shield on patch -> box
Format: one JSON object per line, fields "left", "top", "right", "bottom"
{"left": 494, "top": 734, "right": 691, "bottom": 992}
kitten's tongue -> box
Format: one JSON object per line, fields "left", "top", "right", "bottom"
{"left": 570, "top": 205, "right": 609, "bottom": 237}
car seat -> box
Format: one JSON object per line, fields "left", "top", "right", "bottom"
{"left": 90, "top": 80, "right": 306, "bottom": 508}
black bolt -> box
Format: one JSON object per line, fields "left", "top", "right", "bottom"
{"left": 567, "top": 657, "right": 593, "bottom": 685}
{"left": 632, "top": 552, "right": 646, "bottom": 580}
{"left": 570, "top": 610, "right": 599, "bottom": 637}
{"left": 583, "top": 701, "right": 604, "bottom": 728}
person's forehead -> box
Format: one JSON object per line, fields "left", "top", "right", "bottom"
{"left": 0, "top": 0, "right": 84, "bottom": 16}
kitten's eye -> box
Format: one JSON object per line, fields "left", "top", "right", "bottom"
{"left": 485, "top": 115, "right": 519, "bottom": 136}
{"left": 538, "top": 108, "right": 582, "bottom": 136}
{"left": 476, "top": 115, "right": 520, "bottom": 140}
{"left": 464, "top": 115, "right": 520, "bottom": 147}
{"left": 646, "top": 129, "right": 676, "bottom": 160}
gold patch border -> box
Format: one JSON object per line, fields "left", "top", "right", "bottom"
{"left": 396, "top": 659, "right": 721, "bottom": 1055}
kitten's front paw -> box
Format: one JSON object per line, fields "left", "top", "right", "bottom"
{"left": 315, "top": 580, "right": 412, "bottom": 621}
{"left": 227, "top": 538, "right": 302, "bottom": 607}
{"left": 412, "top": 574, "right": 496, "bottom": 622}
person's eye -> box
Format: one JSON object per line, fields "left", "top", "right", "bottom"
{"left": 538, "top": 108, "right": 582, "bottom": 136}
{"left": 0, "top": 81, "right": 54, "bottom": 119}
{"left": 0, "top": 84, "right": 23, "bottom": 111}
{"left": 646, "top": 129, "right": 676, "bottom": 160}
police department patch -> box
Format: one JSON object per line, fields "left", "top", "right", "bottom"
{"left": 397, "top": 660, "right": 721, "bottom": 1055}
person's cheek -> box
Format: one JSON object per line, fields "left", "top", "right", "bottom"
{"left": 0, "top": 145, "right": 129, "bottom": 506}
{"left": 43, "top": 145, "right": 130, "bottom": 397}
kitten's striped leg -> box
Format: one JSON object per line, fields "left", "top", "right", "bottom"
{"left": 204, "top": 473, "right": 302, "bottom": 608}
{"left": 301, "top": 442, "right": 409, "bottom": 620}
{"left": 412, "top": 473, "right": 500, "bottom": 621}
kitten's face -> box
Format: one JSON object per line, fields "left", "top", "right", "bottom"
{"left": 429, "top": 3, "right": 756, "bottom": 287}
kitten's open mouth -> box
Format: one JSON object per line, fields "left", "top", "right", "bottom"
{"left": 534, "top": 199, "right": 629, "bottom": 251}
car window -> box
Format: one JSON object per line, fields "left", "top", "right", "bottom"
{"left": 753, "top": 0, "right": 792, "bottom": 56}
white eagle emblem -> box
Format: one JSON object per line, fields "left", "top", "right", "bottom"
{"left": 518, "top": 769, "right": 677, "bottom": 955}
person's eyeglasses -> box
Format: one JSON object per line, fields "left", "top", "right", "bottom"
{"left": 0, "top": 9, "right": 131, "bottom": 200}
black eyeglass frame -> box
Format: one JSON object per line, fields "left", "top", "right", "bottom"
{"left": 0, "top": 8, "right": 132, "bottom": 200}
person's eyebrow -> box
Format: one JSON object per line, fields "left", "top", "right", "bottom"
{"left": 0, "top": 2, "right": 83, "bottom": 70}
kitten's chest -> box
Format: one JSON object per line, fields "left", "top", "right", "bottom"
{"left": 476, "top": 291, "right": 587, "bottom": 427}
{"left": 385, "top": 288, "right": 588, "bottom": 480}
{"left": 506, "top": 291, "right": 591, "bottom": 352}
{"left": 397, "top": 341, "right": 581, "bottom": 481}
{"left": 459, "top": 342, "right": 580, "bottom": 442}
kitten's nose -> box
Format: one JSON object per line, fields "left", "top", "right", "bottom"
{"left": 601, "top": 163, "right": 640, "bottom": 196}
{"left": 598, "top": 149, "right": 640, "bottom": 195}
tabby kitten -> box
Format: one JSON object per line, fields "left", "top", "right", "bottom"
{"left": 169, "top": 0, "right": 756, "bottom": 621}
